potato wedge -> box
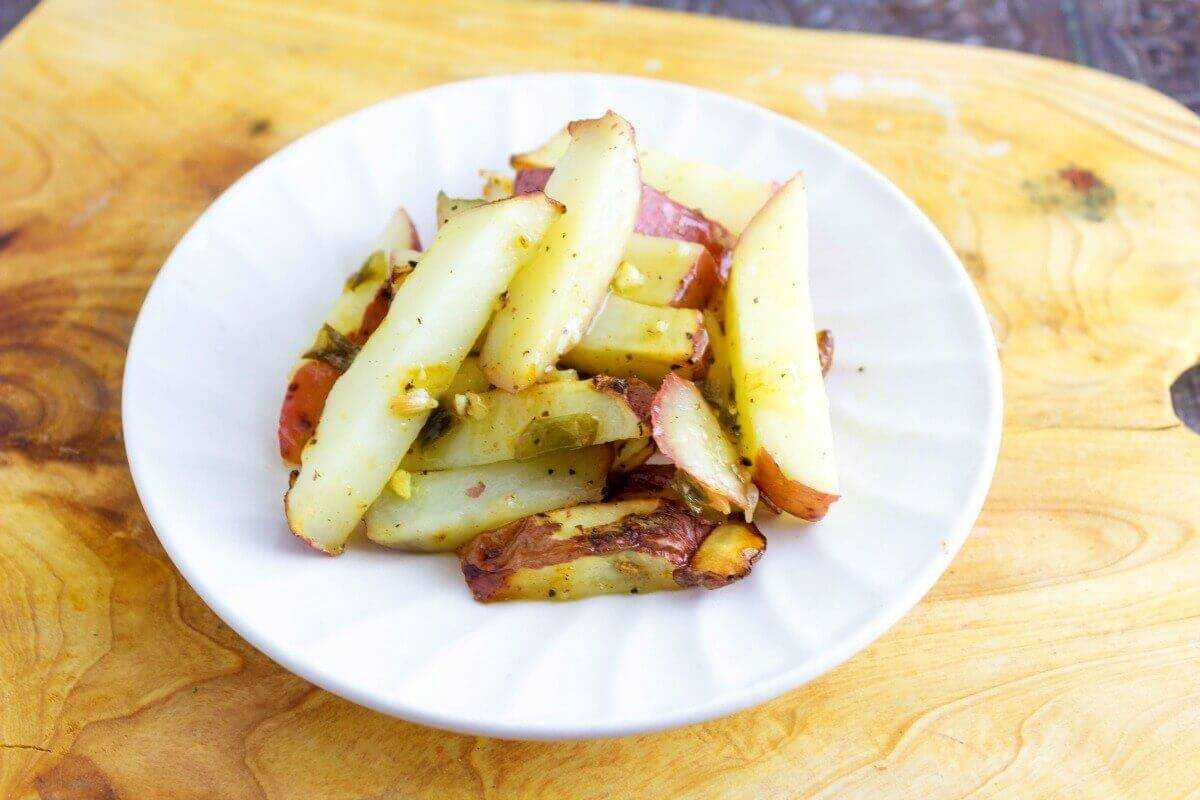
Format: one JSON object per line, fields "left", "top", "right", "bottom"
{"left": 510, "top": 129, "right": 570, "bottom": 170}
{"left": 481, "top": 113, "right": 641, "bottom": 392}
{"left": 637, "top": 149, "right": 775, "bottom": 235}
{"left": 515, "top": 167, "right": 731, "bottom": 263}
{"left": 675, "top": 521, "right": 766, "bottom": 588}
{"left": 727, "top": 174, "right": 839, "bottom": 520}
{"left": 635, "top": 184, "right": 733, "bottom": 263}
{"left": 699, "top": 314, "right": 830, "bottom": 431}
{"left": 512, "top": 130, "right": 774, "bottom": 233}
{"left": 278, "top": 211, "right": 422, "bottom": 465}
{"left": 285, "top": 193, "right": 563, "bottom": 554}
{"left": 366, "top": 446, "right": 611, "bottom": 552}
{"left": 402, "top": 376, "right": 652, "bottom": 471}
{"left": 286, "top": 355, "right": 490, "bottom": 462}
{"left": 651, "top": 373, "right": 753, "bottom": 515}
{"left": 616, "top": 235, "right": 719, "bottom": 308}
{"left": 460, "top": 499, "right": 762, "bottom": 602}
{"left": 442, "top": 209, "right": 717, "bottom": 309}
{"left": 436, "top": 193, "right": 486, "bottom": 228}
{"left": 562, "top": 295, "right": 707, "bottom": 383}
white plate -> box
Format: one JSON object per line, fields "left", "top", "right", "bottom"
{"left": 123, "top": 73, "right": 1001, "bottom": 740}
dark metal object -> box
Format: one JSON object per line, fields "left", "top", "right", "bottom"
{"left": 1171, "top": 364, "right": 1200, "bottom": 436}
{"left": 587, "top": 0, "right": 1200, "bottom": 113}
{"left": 0, "top": 0, "right": 36, "bottom": 35}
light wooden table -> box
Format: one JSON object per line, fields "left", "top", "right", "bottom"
{"left": 2, "top": 1, "right": 1199, "bottom": 797}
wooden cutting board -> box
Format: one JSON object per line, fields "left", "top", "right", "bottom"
{"left": 2, "top": 1, "right": 1199, "bottom": 797}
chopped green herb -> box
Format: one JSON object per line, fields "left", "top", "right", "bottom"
{"left": 515, "top": 413, "right": 600, "bottom": 459}
{"left": 667, "top": 472, "right": 727, "bottom": 522}
{"left": 303, "top": 324, "right": 360, "bottom": 373}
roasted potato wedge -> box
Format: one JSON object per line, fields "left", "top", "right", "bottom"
{"left": 676, "top": 521, "right": 766, "bottom": 588}
{"left": 651, "top": 373, "right": 754, "bottom": 516}
{"left": 460, "top": 498, "right": 763, "bottom": 602}
{"left": 637, "top": 149, "right": 775, "bottom": 235}
{"left": 285, "top": 193, "right": 563, "bottom": 554}
{"left": 278, "top": 209, "right": 423, "bottom": 465}
{"left": 727, "top": 175, "right": 839, "bottom": 521}
{"left": 402, "top": 376, "right": 652, "bottom": 471}
{"left": 515, "top": 167, "right": 731, "bottom": 263}
{"left": 616, "top": 235, "right": 719, "bottom": 309}
{"left": 481, "top": 113, "right": 641, "bottom": 392}
{"left": 366, "top": 446, "right": 612, "bottom": 552}
{"left": 510, "top": 129, "right": 570, "bottom": 170}
{"left": 635, "top": 184, "right": 733, "bottom": 263}
{"left": 512, "top": 129, "right": 774, "bottom": 233}
{"left": 442, "top": 198, "right": 716, "bottom": 310}
{"left": 562, "top": 295, "right": 707, "bottom": 383}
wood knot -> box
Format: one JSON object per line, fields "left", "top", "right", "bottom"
{"left": 0, "top": 344, "right": 112, "bottom": 461}
{"left": 0, "top": 277, "right": 127, "bottom": 462}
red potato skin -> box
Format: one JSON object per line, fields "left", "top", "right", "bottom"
{"left": 401, "top": 216, "right": 422, "bottom": 252}
{"left": 669, "top": 248, "right": 720, "bottom": 309}
{"left": 635, "top": 184, "right": 733, "bottom": 263}
{"left": 606, "top": 463, "right": 676, "bottom": 501}
{"left": 512, "top": 167, "right": 553, "bottom": 196}
{"left": 353, "top": 284, "right": 393, "bottom": 345}
{"left": 514, "top": 168, "right": 733, "bottom": 263}
{"left": 753, "top": 448, "right": 839, "bottom": 521}
{"left": 591, "top": 375, "right": 654, "bottom": 428}
{"left": 460, "top": 500, "right": 718, "bottom": 602}
{"left": 651, "top": 373, "right": 746, "bottom": 513}
{"left": 278, "top": 360, "right": 341, "bottom": 465}
{"left": 817, "top": 329, "right": 834, "bottom": 376}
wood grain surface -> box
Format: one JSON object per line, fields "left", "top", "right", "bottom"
{"left": 2, "top": 0, "right": 1200, "bottom": 797}
{"left": 4, "top": 0, "right": 1200, "bottom": 115}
